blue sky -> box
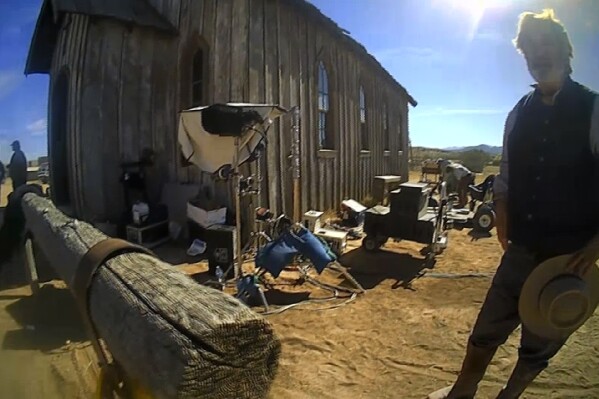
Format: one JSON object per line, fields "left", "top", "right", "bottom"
{"left": 308, "top": 0, "right": 599, "bottom": 148}
{"left": 0, "top": 0, "right": 598, "bottom": 163}
{"left": 0, "top": 0, "right": 47, "bottom": 163}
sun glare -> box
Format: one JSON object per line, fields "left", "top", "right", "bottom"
{"left": 444, "top": 0, "right": 509, "bottom": 41}
{"left": 449, "top": 0, "right": 507, "bottom": 13}
{"left": 462, "top": 0, "right": 487, "bottom": 17}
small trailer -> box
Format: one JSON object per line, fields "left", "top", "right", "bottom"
{"left": 443, "top": 174, "right": 497, "bottom": 234}
{"left": 466, "top": 174, "right": 496, "bottom": 233}
{"left": 420, "top": 159, "right": 442, "bottom": 183}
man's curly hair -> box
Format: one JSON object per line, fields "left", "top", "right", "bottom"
{"left": 513, "top": 9, "right": 573, "bottom": 73}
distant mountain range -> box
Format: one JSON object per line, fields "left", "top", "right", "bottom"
{"left": 442, "top": 144, "right": 503, "bottom": 155}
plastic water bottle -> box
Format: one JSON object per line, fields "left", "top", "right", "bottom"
{"left": 215, "top": 266, "right": 224, "bottom": 285}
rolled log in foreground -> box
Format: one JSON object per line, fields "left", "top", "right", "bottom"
{"left": 21, "top": 193, "right": 281, "bottom": 399}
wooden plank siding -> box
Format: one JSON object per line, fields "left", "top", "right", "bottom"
{"left": 248, "top": 0, "right": 267, "bottom": 211}
{"left": 150, "top": 1, "right": 180, "bottom": 202}
{"left": 47, "top": 0, "right": 412, "bottom": 227}
{"left": 48, "top": 14, "right": 91, "bottom": 218}
{"left": 263, "top": 0, "right": 281, "bottom": 215}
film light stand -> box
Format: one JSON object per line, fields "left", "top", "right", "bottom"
{"left": 228, "top": 123, "right": 274, "bottom": 311}
{"left": 240, "top": 106, "right": 300, "bottom": 259}
{"left": 230, "top": 129, "right": 266, "bottom": 279}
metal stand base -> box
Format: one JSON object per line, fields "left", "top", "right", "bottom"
{"left": 22, "top": 237, "right": 40, "bottom": 295}
{"left": 234, "top": 274, "right": 270, "bottom": 312}
{"left": 328, "top": 262, "right": 366, "bottom": 293}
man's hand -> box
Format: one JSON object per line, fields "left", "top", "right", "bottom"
{"left": 565, "top": 234, "right": 599, "bottom": 277}
{"left": 494, "top": 199, "right": 509, "bottom": 251}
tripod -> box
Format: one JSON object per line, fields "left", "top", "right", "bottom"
{"left": 206, "top": 123, "right": 273, "bottom": 310}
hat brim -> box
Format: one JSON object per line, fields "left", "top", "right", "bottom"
{"left": 519, "top": 254, "right": 599, "bottom": 341}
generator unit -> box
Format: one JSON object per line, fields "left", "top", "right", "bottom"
{"left": 362, "top": 182, "right": 447, "bottom": 254}
{"left": 389, "top": 182, "right": 431, "bottom": 219}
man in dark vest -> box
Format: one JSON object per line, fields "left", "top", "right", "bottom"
{"left": 428, "top": 9, "right": 599, "bottom": 399}
{"left": 8, "top": 140, "right": 27, "bottom": 191}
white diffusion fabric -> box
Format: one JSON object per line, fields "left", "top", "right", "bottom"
{"left": 177, "top": 103, "right": 287, "bottom": 173}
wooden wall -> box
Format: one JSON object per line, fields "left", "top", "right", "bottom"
{"left": 49, "top": 14, "right": 89, "bottom": 218}
{"left": 50, "top": 0, "right": 411, "bottom": 223}
{"left": 52, "top": 12, "right": 181, "bottom": 222}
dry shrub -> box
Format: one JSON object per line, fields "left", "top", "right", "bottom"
{"left": 360, "top": 195, "right": 378, "bottom": 209}
{"left": 321, "top": 208, "right": 340, "bottom": 224}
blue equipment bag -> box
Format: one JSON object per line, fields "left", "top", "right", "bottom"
{"left": 255, "top": 236, "right": 299, "bottom": 278}
{"left": 282, "top": 227, "right": 336, "bottom": 273}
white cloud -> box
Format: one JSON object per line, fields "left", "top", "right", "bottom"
{"left": 27, "top": 118, "right": 47, "bottom": 136}
{"left": 0, "top": 5, "right": 40, "bottom": 39}
{"left": 373, "top": 46, "right": 460, "bottom": 67}
{"left": 30, "top": 130, "right": 47, "bottom": 137}
{"left": 0, "top": 70, "right": 23, "bottom": 101}
{"left": 412, "top": 107, "right": 509, "bottom": 117}
{"left": 474, "top": 30, "right": 506, "bottom": 43}
{"left": 0, "top": 26, "right": 22, "bottom": 39}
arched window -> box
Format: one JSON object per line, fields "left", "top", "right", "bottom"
{"left": 383, "top": 101, "right": 389, "bottom": 151}
{"left": 317, "top": 61, "right": 330, "bottom": 148}
{"left": 180, "top": 36, "right": 209, "bottom": 110}
{"left": 191, "top": 48, "right": 206, "bottom": 107}
{"left": 51, "top": 68, "right": 71, "bottom": 206}
{"left": 359, "top": 85, "right": 367, "bottom": 149}
{"left": 179, "top": 37, "right": 209, "bottom": 166}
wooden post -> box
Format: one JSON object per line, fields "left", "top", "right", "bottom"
{"left": 19, "top": 192, "right": 281, "bottom": 399}
{"left": 291, "top": 106, "right": 301, "bottom": 222}
{"left": 22, "top": 237, "right": 40, "bottom": 295}
{"left": 233, "top": 136, "right": 244, "bottom": 280}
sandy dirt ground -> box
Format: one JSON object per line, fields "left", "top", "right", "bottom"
{"left": 1, "top": 178, "right": 15, "bottom": 207}
{"left": 0, "top": 178, "right": 49, "bottom": 207}
{"left": 0, "top": 170, "right": 598, "bottom": 398}
{"left": 0, "top": 282, "right": 96, "bottom": 398}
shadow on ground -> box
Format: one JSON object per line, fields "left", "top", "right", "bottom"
{"left": 263, "top": 288, "right": 311, "bottom": 306}
{"left": 153, "top": 240, "right": 207, "bottom": 266}
{"left": 0, "top": 232, "right": 60, "bottom": 292}
{"left": 339, "top": 247, "right": 429, "bottom": 290}
{"left": 2, "top": 284, "right": 87, "bottom": 352}
{"left": 468, "top": 229, "right": 493, "bottom": 241}
{"left": 189, "top": 271, "right": 214, "bottom": 286}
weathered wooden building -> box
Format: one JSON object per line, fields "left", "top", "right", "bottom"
{"left": 25, "top": 0, "right": 417, "bottom": 223}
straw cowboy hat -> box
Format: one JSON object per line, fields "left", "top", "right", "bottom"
{"left": 519, "top": 254, "right": 599, "bottom": 340}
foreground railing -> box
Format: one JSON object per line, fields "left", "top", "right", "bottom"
{"left": 3, "top": 185, "right": 281, "bottom": 399}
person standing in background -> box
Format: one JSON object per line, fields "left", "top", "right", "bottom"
{"left": 8, "top": 141, "right": 27, "bottom": 191}
{"left": 438, "top": 159, "right": 475, "bottom": 208}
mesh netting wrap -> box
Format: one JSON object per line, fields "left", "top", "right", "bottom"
{"left": 21, "top": 193, "right": 281, "bottom": 399}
